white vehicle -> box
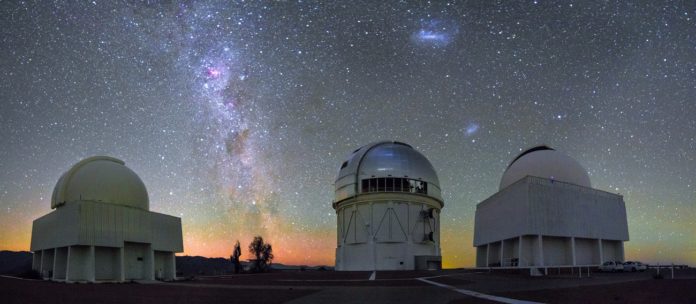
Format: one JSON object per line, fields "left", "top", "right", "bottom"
{"left": 600, "top": 261, "right": 624, "bottom": 272}
{"left": 623, "top": 261, "right": 647, "bottom": 272}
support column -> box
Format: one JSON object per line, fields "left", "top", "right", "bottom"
{"left": 339, "top": 246, "right": 344, "bottom": 271}
{"left": 571, "top": 237, "right": 576, "bottom": 266}
{"left": 32, "top": 252, "right": 40, "bottom": 271}
{"left": 619, "top": 242, "right": 625, "bottom": 261}
{"left": 518, "top": 236, "right": 523, "bottom": 267}
{"left": 369, "top": 203, "right": 376, "bottom": 271}
{"left": 39, "top": 250, "right": 45, "bottom": 277}
{"left": 538, "top": 235, "right": 544, "bottom": 267}
{"left": 341, "top": 211, "right": 347, "bottom": 271}
{"left": 53, "top": 247, "right": 68, "bottom": 280}
{"left": 40, "top": 249, "right": 53, "bottom": 279}
{"left": 66, "top": 245, "right": 93, "bottom": 282}
{"left": 336, "top": 208, "right": 347, "bottom": 270}
{"left": 598, "top": 239, "right": 604, "bottom": 265}
{"left": 146, "top": 246, "right": 155, "bottom": 280}
{"left": 53, "top": 248, "right": 58, "bottom": 279}
{"left": 485, "top": 243, "right": 490, "bottom": 267}
{"left": 167, "top": 252, "right": 176, "bottom": 280}
{"left": 40, "top": 248, "right": 55, "bottom": 280}
{"left": 499, "top": 240, "right": 504, "bottom": 267}
{"left": 65, "top": 246, "right": 71, "bottom": 282}
{"left": 88, "top": 246, "right": 95, "bottom": 282}
{"left": 118, "top": 246, "right": 125, "bottom": 281}
{"left": 336, "top": 209, "right": 342, "bottom": 271}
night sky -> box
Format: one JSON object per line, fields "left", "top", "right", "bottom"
{"left": 1, "top": 1, "right": 695, "bottom": 267}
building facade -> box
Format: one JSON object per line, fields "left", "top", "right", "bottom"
{"left": 473, "top": 146, "right": 629, "bottom": 271}
{"left": 333, "top": 141, "right": 443, "bottom": 271}
{"left": 31, "top": 156, "right": 183, "bottom": 282}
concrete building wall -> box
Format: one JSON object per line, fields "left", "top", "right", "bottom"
{"left": 477, "top": 235, "right": 624, "bottom": 268}
{"left": 31, "top": 201, "right": 183, "bottom": 253}
{"left": 31, "top": 204, "right": 81, "bottom": 251}
{"left": 67, "top": 245, "right": 94, "bottom": 282}
{"left": 34, "top": 244, "right": 172, "bottom": 282}
{"left": 542, "top": 236, "right": 568, "bottom": 266}
{"left": 530, "top": 235, "right": 543, "bottom": 266}
{"left": 474, "top": 177, "right": 629, "bottom": 247}
{"left": 375, "top": 243, "right": 408, "bottom": 270}
{"left": 154, "top": 251, "right": 176, "bottom": 280}
{"left": 602, "top": 240, "right": 624, "bottom": 262}
{"left": 338, "top": 244, "right": 374, "bottom": 270}
{"left": 527, "top": 179, "right": 629, "bottom": 241}
{"left": 616, "top": 240, "right": 625, "bottom": 261}
{"left": 474, "top": 180, "right": 529, "bottom": 246}
{"left": 124, "top": 242, "right": 152, "bottom": 280}
{"left": 31, "top": 200, "right": 183, "bottom": 282}
{"left": 414, "top": 255, "right": 442, "bottom": 270}
{"left": 338, "top": 235, "right": 439, "bottom": 270}
{"left": 575, "top": 237, "right": 598, "bottom": 265}
{"left": 335, "top": 194, "right": 441, "bottom": 271}
{"left": 568, "top": 238, "right": 576, "bottom": 265}
{"left": 151, "top": 214, "right": 183, "bottom": 251}
{"left": 501, "top": 237, "right": 518, "bottom": 266}
{"left": 40, "top": 249, "right": 54, "bottom": 278}
{"left": 53, "top": 247, "right": 68, "bottom": 280}
{"left": 520, "top": 235, "right": 537, "bottom": 266}
{"left": 95, "top": 246, "right": 120, "bottom": 281}
{"left": 32, "top": 251, "right": 42, "bottom": 271}
{"left": 476, "top": 246, "right": 487, "bottom": 267}
{"left": 166, "top": 252, "right": 175, "bottom": 280}
{"left": 474, "top": 176, "right": 629, "bottom": 268}
{"left": 488, "top": 242, "right": 501, "bottom": 266}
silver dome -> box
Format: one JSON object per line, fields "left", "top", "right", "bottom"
{"left": 334, "top": 141, "right": 442, "bottom": 203}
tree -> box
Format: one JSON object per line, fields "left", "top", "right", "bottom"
{"left": 230, "top": 240, "right": 242, "bottom": 274}
{"left": 248, "top": 236, "right": 274, "bottom": 272}
{"left": 260, "top": 244, "right": 274, "bottom": 268}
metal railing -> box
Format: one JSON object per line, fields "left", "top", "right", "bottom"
{"left": 361, "top": 177, "right": 428, "bottom": 195}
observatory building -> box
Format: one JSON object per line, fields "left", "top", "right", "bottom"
{"left": 473, "top": 146, "right": 629, "bottom": 271}
{"left": 333, "top": 141, "right": 443, "bottom": 271}
{"left": 30, "top": 156, "right": 183, "bottom": 282}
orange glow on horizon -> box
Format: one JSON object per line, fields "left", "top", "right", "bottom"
{"left": 3, "top": 199, "right": 694, "bottom": 269}
{"left": 180, "top": 233, "right": 336, "bottom": 266}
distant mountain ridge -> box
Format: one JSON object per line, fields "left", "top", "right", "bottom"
{"left": 0, "top": 251, "right": 331, "bottom": 276}
{"left": 0, "top": 251, "right": 32, "bottom": 274}
{"left": 175, "top": 255, "right": 333, "bottom": 276}
{"left": 175, "top": 255, "right": 236, "bottom": 276}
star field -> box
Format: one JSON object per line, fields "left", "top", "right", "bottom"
{"left": 1, "top": 1, "right": 695, "bottom": 267}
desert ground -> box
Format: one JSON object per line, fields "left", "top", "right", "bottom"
{"left": 2, "top": 268, "right": 695, "bottom": 303}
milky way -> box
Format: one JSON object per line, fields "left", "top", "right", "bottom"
{"left": 1, "top": 1, "right": 695, "bottom": 267}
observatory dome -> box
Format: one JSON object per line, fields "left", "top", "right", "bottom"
{"left": 333, "top": 142, "right": 445, "bottom": 270}
{"left": 51, "top": 156, "right": 149, "bottom": 210}
{"left": 500, "top": 146, "right": 591, "bottom": 190}
{"left": 335, "top": 141, "right": 441, "bottom": 201}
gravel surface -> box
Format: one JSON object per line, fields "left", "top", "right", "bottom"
{"left": 492, "top": 279, "right": 696, "bottom": 304}
{"left": 0, "top": 277, "right": 317, "bottom": 304}
{"left": 3, "top": 268, "right": 694, "bottom": 304}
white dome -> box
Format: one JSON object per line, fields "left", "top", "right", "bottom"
{"left": 51, "top": 156, "right": 149, "bottom": 210}
{"left": 500, "top": 146, "right": 591, "bottom": 190}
